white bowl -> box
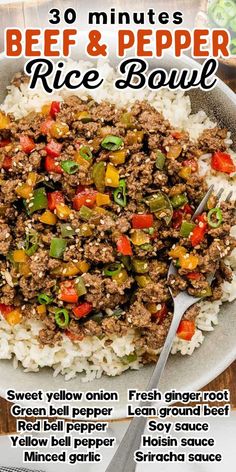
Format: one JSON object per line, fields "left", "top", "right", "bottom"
{"left": 0, "top": 53, "right": 235, "bottom": 419}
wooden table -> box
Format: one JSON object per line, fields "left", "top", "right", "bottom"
{"left": 0, "top": 0, "right": 236, "bottom": 435}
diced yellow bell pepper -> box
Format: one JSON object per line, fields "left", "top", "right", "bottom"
{"left": 41, "top": 104, "right": 51, "bottom": 115}
{"left": 167, "top": 144, "right": 182, "bottom": 159}
{"left": 130, "top": 230, "right": 150, "bottom": 246}
{"left": 96, "top": 193, "right": 111, "bottom": 206}
{"left": 169, "top": 245, "right": 187, "bottom": 259}
{"left": 76, "top": 111, "right": 91, "bottom": 122}
{"left": 179, "top": 254, "right": 199, "bottom": 270}
{"left": 126, "top": 131, "right": 144, "bottom": 145}
{"left": 55, "top": 203, "right": 71, "bottom": 219}
{"left": 19, "top": 262, "right": 31, "bottom": 277}
{"left": 27, "top": 172, "right": 38, "bottom": 187}
{"left": 77, "top": 224, "right": 93, "bottom": 237}
{"left": 135, "top": 275, "right": 151, "bottom": 288}
{"left": 105, "top": 163, "right": 120, "bottom": 187}
{"left": 40, "top": 210, "right": 57, "bottom": 225}
{"left": 178, "top": 167, "right": 192, "bottom": 180}
{"left": 50, "top": 121, "right": 69, "bottom": 139}
{"left": 16, "top": 183, "right": 33, "bottom": 199}
{"left": 76, "top": 260, "right": 90, "bottom": 273}
{"left": 109, "top": 150, "right": 127, "bottom": 165}
{"left": 146, "top": 303, "right": 159, "bottom": 314}
{"left": 6, "top": 310, "right": 22, "bottom": 326}
{"left": 112, "top": 268, "right": 128, "bottom": 285}
{"left": 74, "top": 152, "right": 91, "bottom": 169}
{"left": 93, "top": 207, "right": 107, "bottom": 215}
{"left": 0, "top": 111, "right": 10, "bottom": 129}
{"left": 37, "top": 304, "right": 47, "bottom": 315}
{"left": 13, "top": 249, "right": 28, "bottom": 263}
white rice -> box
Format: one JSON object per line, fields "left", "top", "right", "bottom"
{"left": 0, "top": 59, "right": 236, "bottom": 381}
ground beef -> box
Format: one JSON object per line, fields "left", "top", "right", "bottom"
{"left": 84, "top": 242, "right": 115, "bottom": 263}
{"left": 0, "top": 222, "right": 12, "bottom": 255}
{"left": 126, "top": 301, "right": 151, "bottom": 328}
{"left": 198, "top": 127, "right": 228, "bottom": 152}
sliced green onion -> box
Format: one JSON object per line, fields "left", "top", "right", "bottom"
{"left": 37, "top": 293, "right": 53, "bottom": 305}
{"left": 108, "top": 307, "right": 123, "bottom": 318}
{"left": 121, "top": 352, "right": 137, "bottom": 364}
{"left": 60, "top": 224, "right": 75, "bottom": 238}
{"left": 170, "top": 194, "right": 188, "bottom": 209}
{"left": 79, "top": 146, "right": 93, "bottom": 161}
{"left": 27, "top": 188, "right": 48, "bottom": 214}
{"left": 179, "top": 221, "right": 196, "bottom": 237}
{"left": 92, "top": 161, "right": 106, "bottom": 192}
{"left": 101, "top": 135, "right": 123, "bottom": 151}
{"left": 155, "top": 150, "right": 166, "bottom": 170}
{"left": 113, "top": 179, "right": 127, "bottom": 207}
{"left": 104, "top": 262, "right": 122, "bottom": 277}
{"left": 55, "top": 308, "right": 69, "bottom": 328}
{"left": 79, "top": 205, "right": 93, "bottom": 221}
{"left": 61, "top": 160, "right": 79, "bottom": 174}
{"left": 49, "top": 238, "right": 67, "bottom": 259}
{"left": 207, "top": 207, "right": 223, "bottom": 228}
{"left": 75, "top": 276, "right": 87, "bottom": 296}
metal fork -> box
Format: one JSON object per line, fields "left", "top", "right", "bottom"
{"left": 106, "top": 185, "right": 233, "bottom": 472}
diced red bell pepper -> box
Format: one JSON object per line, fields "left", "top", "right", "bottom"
{"left": 152, "top": 303, "right": 168, "bottom": 324}
{"left": 50, "top": 101, "right": 61, "bottom": 118}
{"left": 211, "top": 151, "right": 236, "bottom": 174}
{"left": 73, "top": 189, "right": 97, "bottom": 210}
{"left": 172, "top": 210, "right": 183, "bottom": 229}
{"left": 45, "top": 155, "right": 63, "bottom": 174}
{"left": 65, "top": 330, "right": 84, "bottom": 341}
{"left": 0, "top": 303, "right": 14, "bottom": 317}
{"left": 116, "top": 235, "right": 133, "bottom": 256}
{"left": 40, "top": 117, "right": 54, "bottom": 135}
{"left": 59, "top": 281, "right": 78, "bottom": 304}
{"left": 0, "top": 139, "right": 11, "bottom": 148}
{"left": 20, "top": 135, "right": 35, "bottom": 154}
{"left": 45, "top": 139, "right": 62, "bottom": 158}
{"left": 183, "top": 203, "right": 194, "bottom": 215}
{"left": 177, "top": 320, "right": 195, "bottom": 341}
{"left": 73, "top": 302, "right": 93, "bottom": 319}
{"left": 183, "top": 159, "right": 198, "bottom": 173}
{"left": 186, "top": 272, "right": 202, "bottom": 281}
{"left": 190, "top": 214, "right": 207, "bottom": 247}
{"left": 131, "top": 214, "right": 154, "bottom": 229}
{"left": 2, "top": 156, "right": 12, "bottom": 170}
{"left": 47, "top": 191, "right": 65, "bottom": 211}
{"left": 171, "top": 130, "right": 184, "bottom": 139}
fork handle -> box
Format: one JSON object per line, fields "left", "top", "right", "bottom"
{"left": 105, "top": 303, "right": 186, "bottom": 472}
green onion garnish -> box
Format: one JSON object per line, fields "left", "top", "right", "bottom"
{"left": 55, "top": 308, "right": 69, "bottom": 329}
{"left": 207, "top": 207, "right": 223, "bottom": 228}
{"left": 101, "top": 135, "right": 123, "bottom": 151}
{"left": 37, "top": 293, "right": 53, "bottom": 305}
{"left": 61, "top": 160, "right": 80, "bottom": 174}
{"left": 104, "top": 262, "right": 122, "bottom": 277}
{"left": 113, "top": 179, "right": 127, "bottom": 207}
{"left": 79, "top": 146, "right": 92, "bottom": 161}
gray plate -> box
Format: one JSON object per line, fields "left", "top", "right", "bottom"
{"left": 0, "top": 53, "right": 235, "bottom": 419}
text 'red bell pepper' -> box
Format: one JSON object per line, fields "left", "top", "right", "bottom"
{"left": 177, "top": 320, "right": 195, "bottom": 341}
{"left": 73, "top": 302, "right": 93, "bottom": 319}
{"left": 20, "top": 135, "right": 35, "bottom": 154}
{"left": 211, "top": 151, "right": 236, "bottom": 174}
{"left": 45, "top": 155, "right": 63, "bottom": 174}
{"left": 50, "top": 101, "right": 61, "bottom": 118}
{"left": 73, "top": 189, "right": 97, "bottom": 210}
{"left": 45, "top": 140, "right": 62, "bottom": 158}
{"left": 190, "top": 214, "right": 208, "bottom": 247}
{"left": 116, "top": 235, "right": 133, "bottom": 256}
{"left": 2, "top": 156, "right": 12, "bottom": 170}
{"left": 59, "top": 281, "right": 78, "bottom": 303}
{"left": 131, "top": 214, "right": 154, "bottom": 229}
{"left": 47, "top": 191, "right": 65, "bottom": 211}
